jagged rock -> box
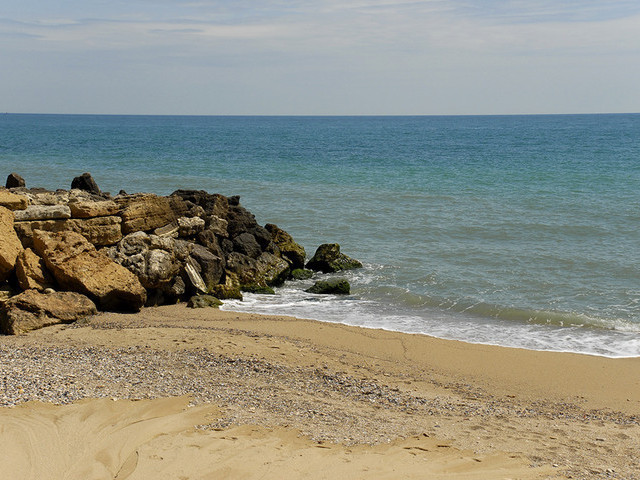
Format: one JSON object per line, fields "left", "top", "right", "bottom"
{"left": 106, "top": 232, "right": 187, "bottom": 290}
{"left": 205, "top": 215, "right": 228, "bottom": 237}
{"left": 290, "top": 268, "right": 314, "bottom": 280}
{"left": 0, "top": 207, "right": 23, "bottom": 281}
{"left": 15, "top": 248, "right": 55, "bottom": 291}
{"left": 233, "top": 232, "right": 262, "bottom": 258}
{"left": 13, "top": 205, "right": 72, "bottom": 221}
{"left": 305, "top": 278, "right": 351, "bottom": 295}
{"left": 0, "top": 289, "right": 97, "bottom": 334}
{"left": 118, "top": 194, "right": 177, "bottom": 234}
{"left": 188, "top": 244, "right": 224, "bottom": 289}
{"left": 6, "top": 173, "right": 25, "bottom": 189}
{"left": 226, "top": 205, "right": 259, "bottom": 238}
{"left": 0, "top": 190, "right": 28, "bottom": 211}
{"left": 0, "top": 284, "right": 13, "bottom": 304}
{"left": 306, "top": 243, "right": 362, "bottom": 273}
{"left": 177, "top": 216, "right": 205, "bottom": 237}
{"left": 225, "top": 251, "right": 290, "bottom": 291}
{"left": 14, "top": 216, "right": 122, "bottom": 248}
{"left": 71, "top": 172, "right": 101, "bottom": 195}
{"left": 68, "top": 200, "right": 119, "bottom": 218}
{"left": 185, "top": 262, "right": 207, "bottom": 292}
{"left": 265, "top": 223, "right": 306, "bottom": 269}
{"left": 22, "top": 189, "right": 69, "bottom": 206}
{"left": 154, "top": 222, "right": 179, "bottom": 238}
{"left": 33, "top": 230, "right": 146, "bottom": 312}
{"left": 187, "top": 294, "right": 223, "bottom": 308}
{"left": 170, "top": 190, "right": 229, "bottom": 219}
{"left": 197, "top": 229, "right": 225, "bottom": 259}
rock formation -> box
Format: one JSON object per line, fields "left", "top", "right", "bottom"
{"left": 0, "top": 173, "right": 362, "bottom": 333}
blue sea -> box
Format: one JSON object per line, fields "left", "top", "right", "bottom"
{"left": 1, "top": 113, "right": 639, "bottom": 357}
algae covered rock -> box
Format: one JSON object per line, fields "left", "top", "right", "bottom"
{"left": 187, "top": 294, "right": 223, "bottom": 309}
{"left": 306, "top": 244, "right": 362, "bottom": 273}
{"left": 265, "top": 223, "right": 306, "bottom": 270}
{"left": 290, "top": 268, "right": 314, "bottom": 280}
{"left": 305, "top": 278, "right": 351, "bottom": 295}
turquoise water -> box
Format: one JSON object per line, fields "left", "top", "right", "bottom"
{"left": 2, "top": 113, "right": 639, "bottom": 357}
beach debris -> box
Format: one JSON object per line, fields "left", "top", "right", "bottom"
{"left": 0, "top": 289, "right": 96, "bottom": 334}
{"left": 305, "top": 278, "right": 351, "bottom": 295}
{"left": 306, "top": 243, "right": 362, "bottom": 273}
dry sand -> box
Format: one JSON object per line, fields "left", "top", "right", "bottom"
{"left": 1, "top": 304, "right": 639, "bottom": 479}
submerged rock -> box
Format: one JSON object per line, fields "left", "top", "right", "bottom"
{"left": 306, "top": 244, "right": 362, "bottom": 273}
{"left": 305, "top": 278, "right": 351, "bottom": 295}
{"left": 290, "top": 268, "right": 314, "bottom": 280}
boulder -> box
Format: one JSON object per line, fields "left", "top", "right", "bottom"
{"left": 187, "top": 294, "right": 223, "bottom": 309}
{"left": 256, "top": 252, "right": 290, "bottom": 287}
{"left": 6, "top": 173, "right": 25, "bottom": 189}
{"left": 205, "top": 215, "right": 228, "bottom": 237}
{"left": 209, "top": 284, "right": 243, "bottom": 300}
{"left": 188, "top": 244, "right": 224, "bottom": 289}
{"left": 15, "top": 248, "right": 55, "bottom": 291}
{"left": 68, "top": 200, "right": 119, "bottom": 218}
{"left": 233, "top": 232, "right": 262, "bottom": 259}
{"left": 22, "top": 189, "right": 69, "bottom": 206}
{"left": 33, "top": 230, "right": 146, "bottom": 311}
{"left": 154, "top": 222, "right": 179, "bottom": 238}
{"left": 170, "top": 190, "right": 229, "bottom": 219}
{"left": 118, "top": 194, "right": 177, "bottom": 234}
{"left": 226, "top": 205, "right": 260, "bottom": 238}
{"left": 0, "top": 206, "right": 23, "bottom": 281}
{"left": 106, "top": 231, "right": 186, "bottom": 290}
{"left": 0, "top": 190, "right": 28, "bottom": 211}
{"left": 265, "top": 223, "right": 306, "bottom": 269}
{"left": 177, "top": 216, "right": 205, "bottom": 238}
{"left": 13, "top": 205, "right": 72, "bottom": 222}
{"left": 0, "top": 289, "right": 97, "bottom": 335}
{"left": 14, "top": 216, "right": 122, "bottom": 248}
{"left": 305, "top": 278, "right": 351, "bottom": 295}
{"left": 306, "top": 243, "right": 362, "bottom": 273}
{"left": 290, "top": 268, "right": 314, "bottom": 280}
{"left": 71, "top": 172, "right": 101, "bottom": 195}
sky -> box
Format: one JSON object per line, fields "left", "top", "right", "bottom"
{"left": 1, "top": 0, "right": 639, "bottom": 115}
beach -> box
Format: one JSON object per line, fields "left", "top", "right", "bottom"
{"left": 1, "top": 305, "right": 638, "bottom": 479}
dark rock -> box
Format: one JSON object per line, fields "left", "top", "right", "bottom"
{"left": 187, "top": 294, "right": 223, "bottom": 308}
{"left": 71, "top": 172, "right": 101, "bottom": 195}
{"left": 6, "top": 173, "right": 25, "bottom": 189}
{"left": 226, "top": 205, "right": 259, "bottom": 238}
{"left": 265, "top": 223, "right": 306, "bottom": 269}
{"left": 188, "top": 244, "right": 224, "bottom": 289}
{"left": 291, "top": 268, "right": 314, "bottom": 280}
{"left": 0, "top": 289, "right": 97, "bottom": 334}
{"left": 305, "top": 278, "right": 351, "bottom": 295}
{"left": 170, "top": 190, "right": 229, "bottom": 218}
{"left": 306, "top": 243, "right": 362, "bottom": 273}
{"left": 233, "top": 232, "right": 262, "bottom": 258}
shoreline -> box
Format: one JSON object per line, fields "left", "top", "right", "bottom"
{"left": 2, "top": 304, "right": 639, "bottom": 479}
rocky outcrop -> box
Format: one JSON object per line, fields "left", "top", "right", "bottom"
{"left": 0, "top": 207, "right": 23, "bottom": 281}
{"left": 33, "top": 230, "right": 146, "bottom": 311}
{"left": 1, "top": 172, "right": 358, "bottom": 333}
{"left": 0, "top": 290, "right": 97, "bottom": 335}
{"left": 305, "top": 278, "right": 351, "bottom": 295}
{"left": 0, "top": 190, "right": 28, "bottom": 211}
{"left": 306, "top": 244, "right": 362, "bottom": 273}
{"left": 15, "top": 248, "right": 55, "bottom": 291}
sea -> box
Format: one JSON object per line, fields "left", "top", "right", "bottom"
{"left": 1, "top": 113, "right": 639, "bottom": 358}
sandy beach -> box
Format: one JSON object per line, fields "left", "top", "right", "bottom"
{"left": 1, "top": 305, "right": 639, "bottom": 479}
